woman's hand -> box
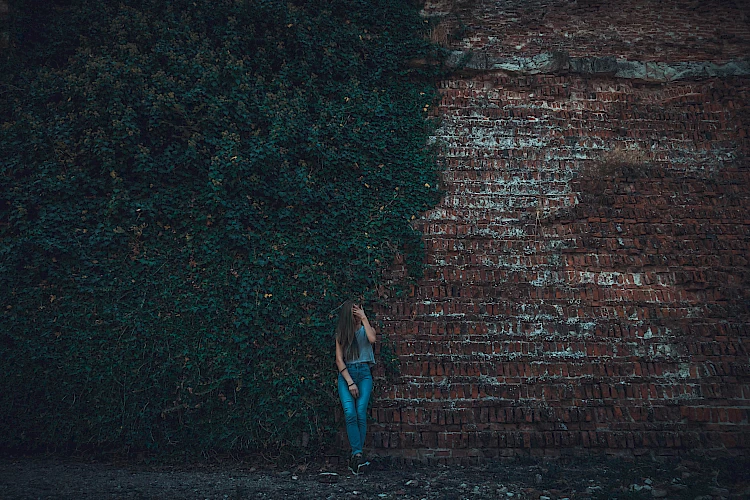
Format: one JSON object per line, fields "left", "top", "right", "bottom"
{"left": 354, "top": 304, "right": 377, "bottom": 344}
{"left": 348, "top": 383, "right": 360, "bottom": 398}
{"left": 352, "top": 304, "right": 366, "bottom": 322}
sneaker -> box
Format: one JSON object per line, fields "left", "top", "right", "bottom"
{"left": 348, "top": 454, "right": 359, "bottom": 475}
{"left": 355, "top": 454, "right": 370, "bottom": 475}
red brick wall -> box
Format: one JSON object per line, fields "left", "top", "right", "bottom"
{"left": 426, "top": 0, "right": 750, "bottom": 62}
{"left": 369, "top": 0, "right": 750, "bottom": 462}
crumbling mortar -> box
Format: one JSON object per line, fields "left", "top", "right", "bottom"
{"left": 373, "top": 2, "right": 750, "bottom": 458}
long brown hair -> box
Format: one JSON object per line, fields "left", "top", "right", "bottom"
{"left": 335, "top": 300, "right": 359, "bottom": 361}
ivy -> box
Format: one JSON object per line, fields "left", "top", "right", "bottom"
{"left": 0, "top": 0, "right": 443, "bottom": 457}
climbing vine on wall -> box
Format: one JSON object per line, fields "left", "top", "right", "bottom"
{"left": 0, "top": 0, "right": 442, "bottom": 456}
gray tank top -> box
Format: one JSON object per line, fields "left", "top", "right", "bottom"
{"left": 347, "top": 326, "right": 375, "bottom": 365}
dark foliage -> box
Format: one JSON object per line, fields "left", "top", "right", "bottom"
{"left": 0, "top": 0, "right": 442, "bottom": 457}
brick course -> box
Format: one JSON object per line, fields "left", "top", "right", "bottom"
{"left": 369, "top": 0, "right": 750, "bottom": 462}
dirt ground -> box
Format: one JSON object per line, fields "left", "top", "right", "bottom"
{"left": 1, "top": 453, "right": 748, "bottom": 499}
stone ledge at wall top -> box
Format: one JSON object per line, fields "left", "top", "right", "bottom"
{"left": 444, "top": 50, "right": 750, "bottom": 82}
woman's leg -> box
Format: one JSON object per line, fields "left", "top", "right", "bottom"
{"left": 337, "top": 373, "right": 362, "bottom": 455}
{"left": 354, "top": 366, "right": 373, "bottom": 454}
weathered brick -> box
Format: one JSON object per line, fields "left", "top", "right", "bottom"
{"left": 368, "top": 0, "right": 750, "bottom": 462}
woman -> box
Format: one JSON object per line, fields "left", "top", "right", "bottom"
{"left": 335, "top": 300, "right": 376, "bottom": 475}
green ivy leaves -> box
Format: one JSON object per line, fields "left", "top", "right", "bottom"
{"left": 0, "top": 0, "right": 442, "bottom": 457}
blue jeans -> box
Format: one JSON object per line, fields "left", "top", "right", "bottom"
{"left": 337, "top": 362, "right": 373, "bottom": 456}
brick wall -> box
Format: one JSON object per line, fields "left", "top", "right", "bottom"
{"left": 368, "top": 0, "right": 750, "bottom": 462}
{"left": 427, "top": 0, "right": 750, "bottom": 62}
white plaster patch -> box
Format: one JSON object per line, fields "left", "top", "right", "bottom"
{"left": 579, "top": 271, "right": 595, "bottom": 284}
{"left": 545, "top": 347, "right": 586, "bottom": 359}
{"left": 597, "top": 272, "right": 622, "bottom": 286}
{"left": 530, "top": 270, "right": 564, "bottom": 287}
